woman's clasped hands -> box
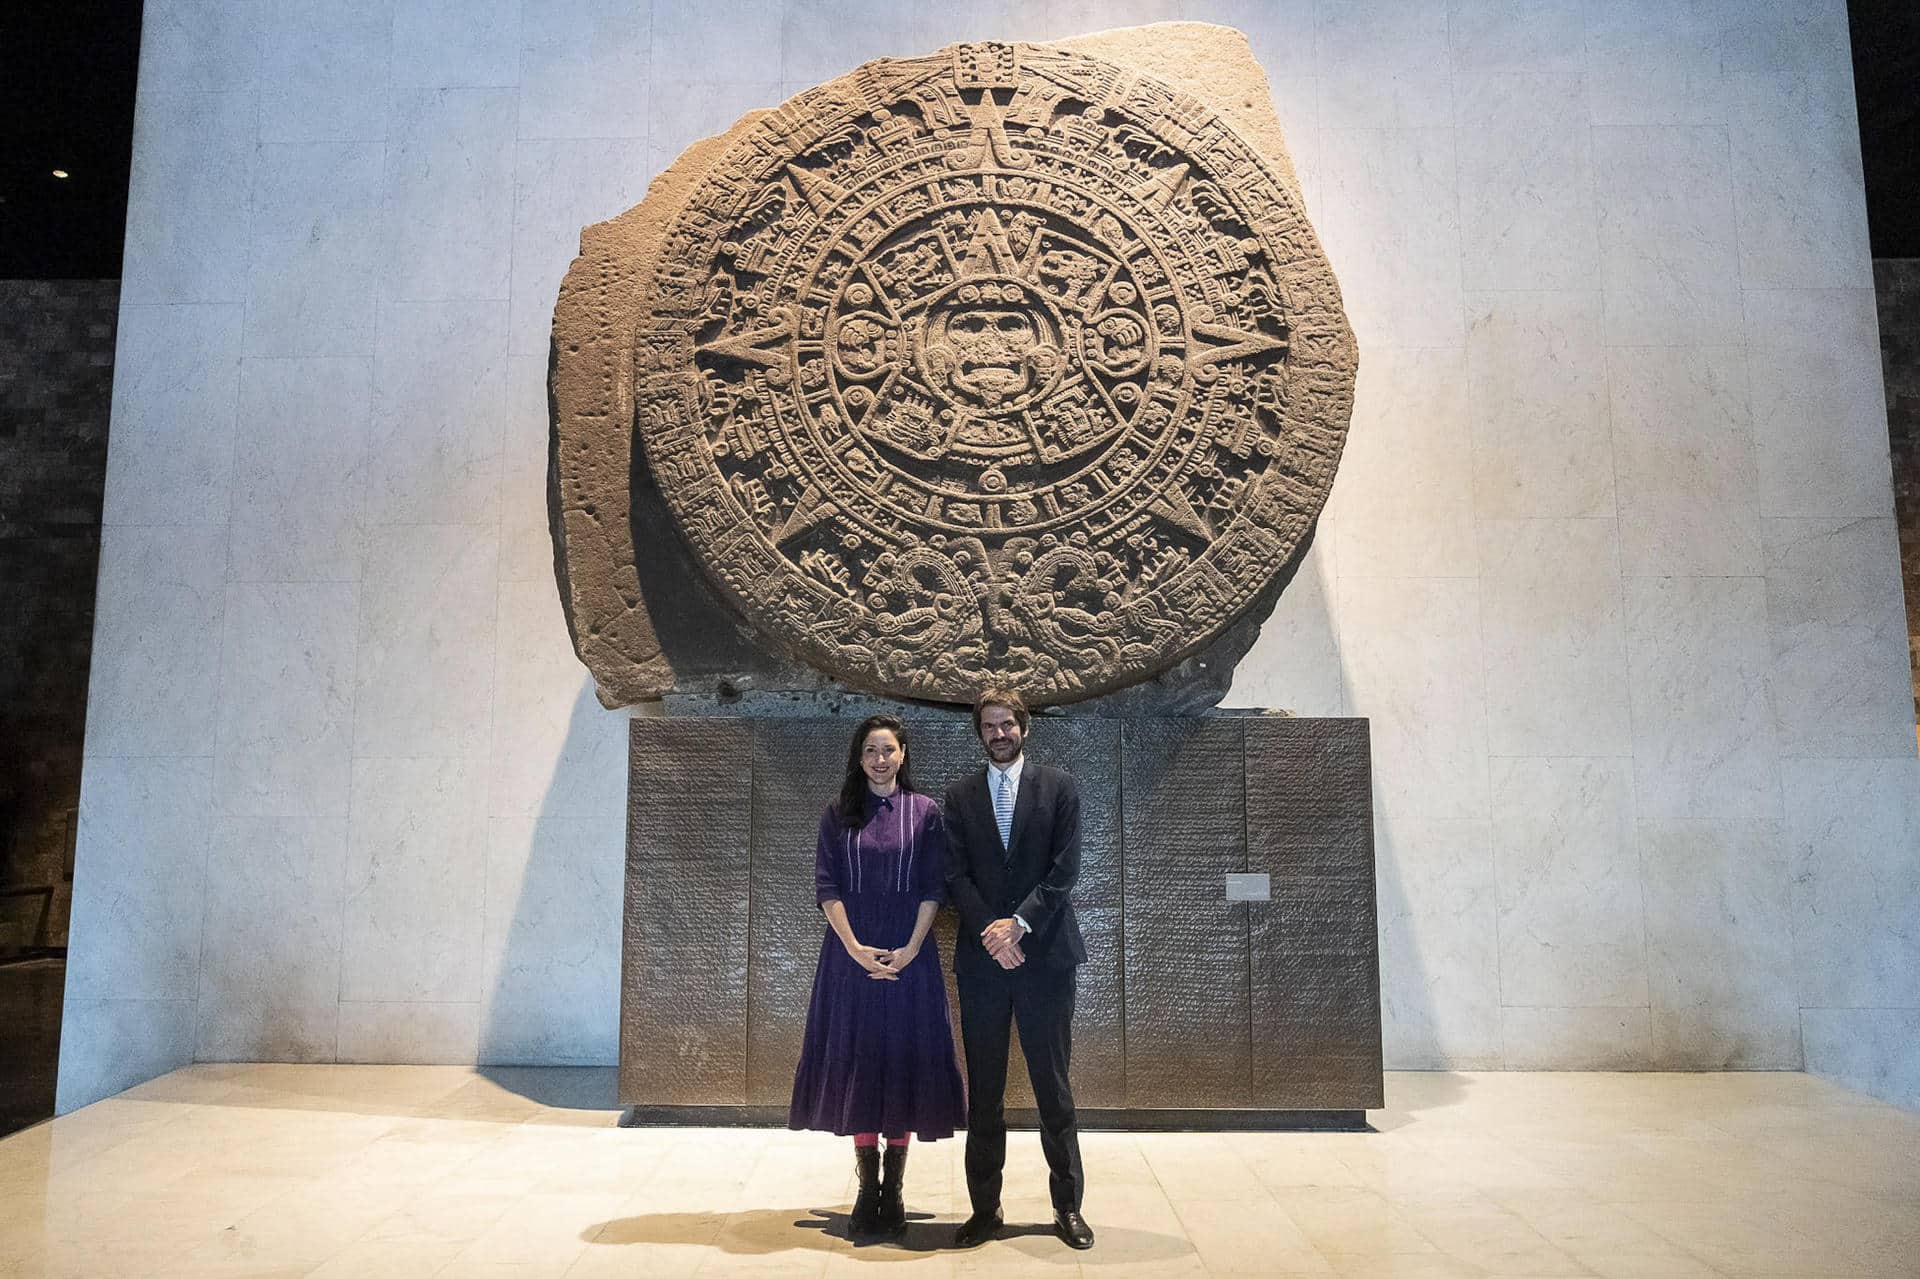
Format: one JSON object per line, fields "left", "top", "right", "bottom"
{"left": 845, "top": 938, "right": 920, "bottom": 979}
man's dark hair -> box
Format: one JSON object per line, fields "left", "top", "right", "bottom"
{"left": 837, "top": 714, "right": 916, "bottom": 828}
{"left": 972, "top": 686, "right": 1030, "bottom": 737}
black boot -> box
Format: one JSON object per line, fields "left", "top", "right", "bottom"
{"left": 877, "top": 1143, "right": 908, "bottom": 1235}
{"left": 849, "top": 1146, "right": 881, "bottom": 1238}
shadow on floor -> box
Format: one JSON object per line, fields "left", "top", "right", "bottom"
{"left": 1365, "top": 1069, "right": 1473, "bottom": 1133}
{"left": 474, "top": 1064, "right": 620, "bottom": 1113}
{"left": 584, "top": 1207, "right": 1192, "bottom": 1262}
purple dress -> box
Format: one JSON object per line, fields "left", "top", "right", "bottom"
{"left": 788, "top": 789, "right": 967, "bottom": 1140}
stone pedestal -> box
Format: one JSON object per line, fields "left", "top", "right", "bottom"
{"left": 619, "top": 715, "right": 1383, "bottom": 1129}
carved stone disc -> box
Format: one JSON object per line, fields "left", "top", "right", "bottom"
{"left": 632, "top": 40, "right": 1356, "bottom": 704}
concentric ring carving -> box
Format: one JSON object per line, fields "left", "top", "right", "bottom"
{"left": 633, "top": 41, "right": 1356, "bottom": 704}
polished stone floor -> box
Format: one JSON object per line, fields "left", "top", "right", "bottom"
{"left": 0, "top": 1066, "right": 1915, "bottom": 1278}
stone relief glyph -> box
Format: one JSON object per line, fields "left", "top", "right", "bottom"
{"left": 551, "top": 27, "right": 1356, "bottom": 707}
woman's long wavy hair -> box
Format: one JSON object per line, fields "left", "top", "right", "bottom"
{"left": 837, "top": 714, "right": 916, "bottom": 828}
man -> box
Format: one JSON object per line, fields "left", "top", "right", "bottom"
{"left": 943, "top": 687, "right": 1093, "bottom": 1251}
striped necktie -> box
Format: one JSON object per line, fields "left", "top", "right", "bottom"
{"left": 993, "top": 768, "right": 1014, "bottom": 848}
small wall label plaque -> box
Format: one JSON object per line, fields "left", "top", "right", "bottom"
{"left": 1224, "top": 873, "right": 1271, "bottom": 902}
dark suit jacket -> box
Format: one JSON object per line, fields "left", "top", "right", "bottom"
{"left": 943, "top": 761, "right": 1087, "bottom": 973}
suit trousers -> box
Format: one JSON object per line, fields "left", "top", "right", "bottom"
{"left": 957, "top": 957, "right": 1084, "bottom": 1214}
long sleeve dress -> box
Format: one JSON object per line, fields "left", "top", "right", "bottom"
{"left": 788, "top": 789, "right": 967, "bottom": 1140}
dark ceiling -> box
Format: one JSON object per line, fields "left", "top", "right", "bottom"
{"left": 0, "top": 1, "right": 1915, "bottom": 279}
{"left": 0, "top": 1, "right": 142, "bottom": 279}
{"left": 1848, "top": 0, "right": 1920, "bottom": 257}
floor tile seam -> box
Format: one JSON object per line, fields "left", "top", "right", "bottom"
{"left": 357, "top": 1178, "right": 528, "bottom": 1251}
{"left": 1163, "top": 1190, "right": 1325, "bottom": 1248}
{"left": 224, "top": 1173, "right": 463, "bottom": 1275}
{"left": 1394, "top": 1195, "right": 1588, "bottom": 1270}
{"left": 25, "top": 1102, "right": 212, "bottom": 1179}
{"left": 1609, "top": 1197, "right": 1847, "bottom": 1269}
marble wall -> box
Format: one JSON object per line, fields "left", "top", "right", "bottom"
{"left": 62, "top": 0, "right": 1920, "bottom": 1112}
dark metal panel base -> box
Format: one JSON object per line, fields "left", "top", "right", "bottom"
{"left": 621, "top": 1105, "right": 1372, "bottom": 1133}
{"left": 622, "top": 714, "right": 1383, "bottom": 1124}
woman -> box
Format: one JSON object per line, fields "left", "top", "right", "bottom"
{"left": 789, "top": 714, "right": 967, "bottom": 1240}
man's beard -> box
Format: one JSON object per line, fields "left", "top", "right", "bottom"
{"left": 987, "top": 741, "right": 1020, "bottom": 761}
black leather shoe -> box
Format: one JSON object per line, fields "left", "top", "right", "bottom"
{"left": 1054, "top": 1210, "right": 1094, "bottom": 1249}
{"left": 953, "top": 1207, "right": 1002, "bottom": 1248}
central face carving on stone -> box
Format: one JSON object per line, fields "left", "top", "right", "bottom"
{"left": 629, "top": 41, "right": 1357, "bottom": 704}
{"left": 825, "top": 198, "right": 1151, "bottom": 501}
{"left": 919, "top": 275, "right": 1061, "bottom": 413}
